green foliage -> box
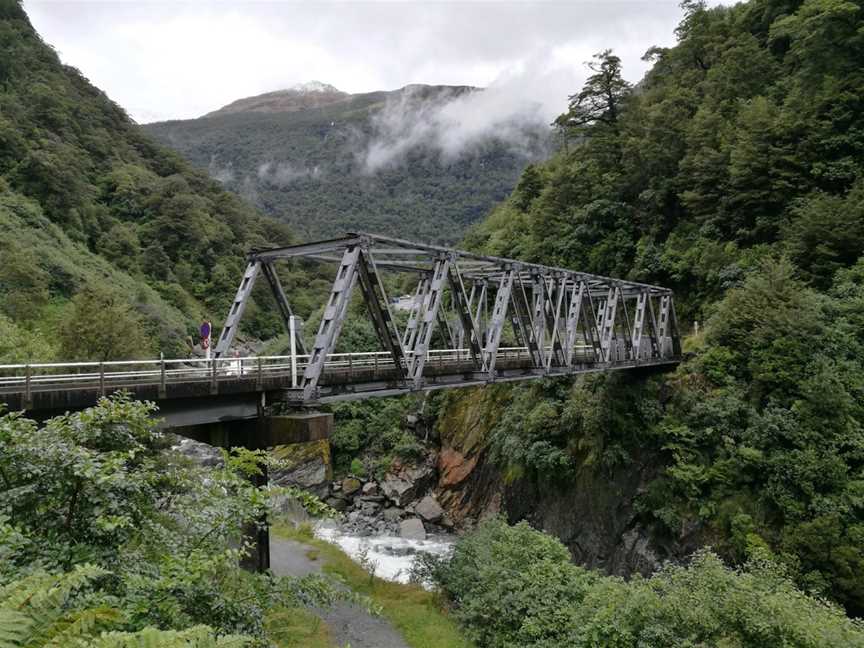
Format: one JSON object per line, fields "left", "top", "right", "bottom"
{"left": 57, "top": 284, "right": 156, "bottom": 361}
{"left": 427, "top": 518, "right": 864, "bottom": 648}
{"left": 330, "top": 396, "right": 426, "bottom": 476}
{"left": 0, "top": 394, "right": 345, "bottom": 644}
{"left": 486, "top": 373, "right": 664, "bottom": 482}
{"left": 554, "top": 49, "right": 630, "bottom": 140}
{"left": 0, "top": 315, "right": 53, "bottom": 363}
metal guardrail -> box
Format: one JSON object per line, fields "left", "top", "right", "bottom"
{"left": 0, "top": 347, "right": 571, "bottom": 398}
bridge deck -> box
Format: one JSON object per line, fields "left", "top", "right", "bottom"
{"left": 0, "top": 347, "right": 677, "bottom": 426}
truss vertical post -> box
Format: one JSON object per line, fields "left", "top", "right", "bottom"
{"left": 299, "top": 245, "right": 361, "bottom": 400}
{"left": 447, "top": 265, "right": 485, "bottom": 370}
{"left": 473, "top": 280, "right": 488, "bottom": 347}
{"left": 260, "top": 261, "right": 307, "bottom": 355}
{"left": 214, "top": 260, "right": 261, "bottom": 358}
{"left": 531, "top": 276, "right": 546, "bottom": 360}
{"left": 564, "top": 281, "right": 585, "bottom": 367}
{"left": 657, "top": 293, "right": 675, "bottom": 359}
{"left": 509, "top": 275, "right": 542, "bottom": 368}
{"left": 407, "top": 255, "right": 450, "bottom": 389}
{"left": 669, "top": 295, "right": 683, "bottom": 357}
{"left": 484, "top": 268, "right": 515, "bottom": 379}
{"left": 631, "top": 291, "right": 648, "bottom": 361}
{"left": 598, "top": 287, "right": 619, "bottom": 363}
{"left": 402, "top": 276, "right": 429, "bottom": 351}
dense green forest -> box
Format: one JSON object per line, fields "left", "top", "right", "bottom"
{"left": 144, "top": 85, "right": 552, "bottom": 244}
{"left": 0, "top": 1, "right": 324, "bottom": 363}
{"left": 434, "top": 0, "right": 864, "bottom": 633}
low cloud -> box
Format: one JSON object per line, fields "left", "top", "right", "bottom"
{"left": 207, "top": 155, "right": 235, "bottom": 183}
{"left": 257, "top": 161, "right": 323, "bottom": 185}
{"left": 362, "top": 54, "right": 582, "bottom": 172}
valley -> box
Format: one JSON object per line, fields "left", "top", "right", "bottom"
{"left": 144, "top": 83, "right": 554, "bottom": 244}
{"left": 2, "top": 0, "right": 864, "bottom": 646}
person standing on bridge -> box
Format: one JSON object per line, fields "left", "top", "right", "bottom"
{"left": 200, "top": 319, "right": 212, "bottom": 360}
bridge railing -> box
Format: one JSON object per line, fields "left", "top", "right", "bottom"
{"left": 0, "top": 347, "right": 521, "bottom": 394}
{"left": 0, "top": 345, "right": 606, "bottom": 399}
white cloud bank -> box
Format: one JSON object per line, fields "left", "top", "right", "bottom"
{"left": 22, "top": 1, "right": 726, "bottom": 124}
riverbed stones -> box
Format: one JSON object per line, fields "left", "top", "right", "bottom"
{"left": 380, "top": 462, "right": 436, "bottom": 507}
{"left": 415, "top": 495, "right": 444, "bottom": 522}
{"left": 399, "top": 517, "right": 426, "bottom": 541}
{"left": 172, "top": 437, "right": 223, "bottom": 467}
{"left": 380, "top": 476, "right": 415, "bottom": 507}
{"left": 361, "top": 501, "right": 381, "bottom": 516}
{"left": 361, "top": 481, "right": 379, "bottom": 496}
{"left": 342, "top": 477, "right": 362, "bottom": 495}
{"left": 383, "top": 507, "right": 404, "bottom": 522}
{"left": 326, "top": 496, "right": 349, "bottom": 512}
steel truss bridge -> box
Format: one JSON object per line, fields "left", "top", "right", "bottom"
{"left": 0, "top": 233, "right": 681, "bottom": 422}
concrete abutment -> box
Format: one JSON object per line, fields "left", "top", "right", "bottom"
{"left": 173, "top": 408, "right": 334, "bottom": 572}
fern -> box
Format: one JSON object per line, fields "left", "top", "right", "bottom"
{"left": 0, "top": 568, "right": 253, "bottom": 648}
{"left": 88, "top": 626, "right": 253, "bottom": 647}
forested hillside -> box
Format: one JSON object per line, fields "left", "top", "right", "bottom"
{"left": 144, "top": 84, "right": 552, "bottom": 244}
{"left": 0, "top": 1, "right": 319, "bottom": 363}
{"left": 435, "top": 0, "right": 864, "bottom": 629}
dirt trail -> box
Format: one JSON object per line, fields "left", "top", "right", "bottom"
{"left": 270, "top": 536, "right": 410, "bottom": 648}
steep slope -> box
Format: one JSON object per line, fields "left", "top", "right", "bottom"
{"left": 144, "top": 84, "right": 553, "bottom": 243}
{"left": 437, "top": 0, "right": 864, "bottom": 616}
{"left": 0, "top": 1, "right": 312, "bottom": 361}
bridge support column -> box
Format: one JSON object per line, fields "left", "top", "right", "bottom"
{"left": 173, "top": 409, "right": 333, "bottom": 573}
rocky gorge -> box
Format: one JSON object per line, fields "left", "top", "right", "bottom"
{"left": 176, "top": 382, "right": 698, "bottom": 582}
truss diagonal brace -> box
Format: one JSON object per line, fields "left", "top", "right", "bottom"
{"left": 447, "top": 265, "right": 485, "bottom": 371}
{"left": 407, "top": 256, "right": 450, "bottom": 388}
{"left": 356, "top": 250, "right": 407, "bottom": 382}
{"left": 484, "top": 269, "right": 515, "bottom": 379}
{"left": 631, "top": 291, "right": 648, "bottom": 361}
{"left": 300, "top": 245, "right": 361, "bottom": 400}
{"left": 214, "top": 260, "right": 261, "bottom": 358}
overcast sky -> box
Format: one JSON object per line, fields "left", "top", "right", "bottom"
{"left": 23, "top": 1, "right": 718, "bottom": 124}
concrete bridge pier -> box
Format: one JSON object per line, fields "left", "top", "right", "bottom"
{"left": 175, "top": 404, "right": 334, "bottom": 572}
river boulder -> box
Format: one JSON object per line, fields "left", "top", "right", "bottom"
{"left": 415, "top": 495, "right": 444, "bottom": 522}
{"left": 399, "top": 517, "right": 426, "bottom": 541}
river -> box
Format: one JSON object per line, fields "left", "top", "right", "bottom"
{"left": 315, "top": 520, "right": 456, "bottom": 584}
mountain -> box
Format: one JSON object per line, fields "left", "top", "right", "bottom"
{"left": 144, "top": 83, "right": 554, "bottom": 244}
{"left": 0, "top": 1, "right": 315, "bottom": 362}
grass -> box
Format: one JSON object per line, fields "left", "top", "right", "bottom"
{"left": 266, "top": 606, "right": 333, "bottom": 648}
{"left": 273, "top": 522, "right": 473, "bottom": 648}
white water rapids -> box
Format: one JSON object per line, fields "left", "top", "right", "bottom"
{"left": 315, "top": 520, "right": 456, "bottom": 584}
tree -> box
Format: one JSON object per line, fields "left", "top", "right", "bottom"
{"left": 0, "top": 246, "right": 49, "bottom": 320}
{"left": 554, "top": 50, "right": 631, "bottom": 136}
{"left": 57, "top": 285, "right": 155, "bottom": 361}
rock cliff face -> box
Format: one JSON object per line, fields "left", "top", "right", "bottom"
{"left": 433, "top": 387, "right": 702, "bottom": 578}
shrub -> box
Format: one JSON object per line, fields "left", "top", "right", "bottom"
{"left": 431, "top": 519, "right": 864, "bottom": 648}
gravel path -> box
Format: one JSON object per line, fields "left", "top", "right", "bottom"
{"left": 270, "top": 536, "right": 410, "bottom": 648}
